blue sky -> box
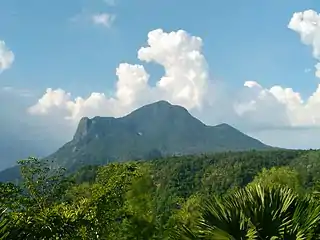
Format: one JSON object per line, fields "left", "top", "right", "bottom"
{"left": 0, "top": 0, "right": 319, "bottom": 95}
{"left": 1, "top": 0, "right": 320, "bottom": 169}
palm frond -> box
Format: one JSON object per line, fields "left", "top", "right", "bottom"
{"left": 0, "top": 208, "right": 10, "bottom": 240}
{"left": 173, "top": 184, "right": 320, "bottom": 239}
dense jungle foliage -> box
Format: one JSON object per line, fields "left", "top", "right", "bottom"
{"left": 2, "top": 149, "right": 320, "bottom": 239}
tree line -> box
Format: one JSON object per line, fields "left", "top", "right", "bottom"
{"left": 1, "top": 149, "right": 320, "bottom": 239}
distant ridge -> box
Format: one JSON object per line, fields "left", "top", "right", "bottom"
{"left": 0, "top": 100, "right": 272, "bottom": 181}
{"left": 46, "top": 100, "right": 271, "bottom": 170}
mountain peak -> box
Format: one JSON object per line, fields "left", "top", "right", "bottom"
{"left": 72, "top": 100, "right": 189, "bottom": 142}
{"left": 49, "top": 100, "right": 271, "bottom": 171}
{"left": 135, "top": 100, "right": 175, "bottom": 112}
{"left": 73, "top": 117, "right": 92, "bottom": 141}
{"left": 124, "top": 100, "right": 203, "bottom": 131}
{"left": 151, "top": 100, "right": 172, "bottom": 106}
{"left": 127, "top": 100, "right": 190, "bottom": 118}
{"left": 214, "top": 123, "right": 237, "bottom": 130}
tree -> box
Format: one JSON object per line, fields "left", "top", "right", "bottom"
{"left": 120, "top": 166, "right": 158, "bottom": 239}
{"left": 174, "top": 184, "right": 320, "bottom": 239}
{"left": 0, "top": 182, "right": 23, "bottom": 210}
{"left": 1, "top": 157, "right": 75, "bottom": 240}
{"left": 248, "top": 166, "right": 303, "bottom": 193}
{"left": 167, "top": 194, "right": 202, "bottom": 239}
{"left": 70, "top": 163, "right": 146, "bottom": 239}
{"left": 18, "top": 157, "right": 70, "bottom": 210}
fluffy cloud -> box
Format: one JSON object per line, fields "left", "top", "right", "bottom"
{"left": 29, "top": 29, "right": 210, "bottom": 122}
{"left": 288, "top": 9, "right": 320, "bottom": 78}
{"left": 0, "top": 41, "right": 14, "bottom": 72}
{"left": 92, "top": 13, "right": 115, "bottom": 27}
{"left": 234, "top": 81, "right": 320, "bottom": 128}
{"left": 28, "top": 27, "right": 320, "bottom": 128}
{"left": 27, "top": 10, "right": 320, "bottom": 148}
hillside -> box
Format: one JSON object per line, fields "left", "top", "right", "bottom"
{"left": 2, "top": 148, "right": 320, "bottom": 239}
{"left": 46, "top": 100, "right": 271, "bottom": 170}
{"left": 0, "top": 100, "right": 271, "bottom": 182}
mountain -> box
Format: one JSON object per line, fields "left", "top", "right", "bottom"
{"left": 0, "top": 100, "right": 271, "bottom": 181}
{"left": 46, "top": 100, "right": 271, "bottom": 170}
{"left": 0, "top": 132, "right": 55, "bottom": 171}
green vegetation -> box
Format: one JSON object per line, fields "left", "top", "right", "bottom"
{"left": 0, "top": 100, "right": 271, "bottom": 183}
{"left": 2, "top": 149, "right": 320, "bottom": 239}
{"left": 44, "top": 101, "right": 270, "bottom": 171}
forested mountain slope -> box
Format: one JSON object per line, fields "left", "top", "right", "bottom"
{"left": 46, "top": 100, "right": 271, "bottom": 171}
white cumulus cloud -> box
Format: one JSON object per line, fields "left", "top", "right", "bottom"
{"left": 28, "top": 29, "right": 211, "bottom": 122}
{"left": 29, "top": 27, "right": 320, "bottom": 129}
{"left": 0, "top": 41, "right": 14, "bottom": 72}
{"left": 234, "top": 81, "right": 320, "bottom": 128}
{"left": 26, "top": 11, "right": 320, "bottom": 148}
{"left": 288, "top": 9, "right": 320, "bottom": 78}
